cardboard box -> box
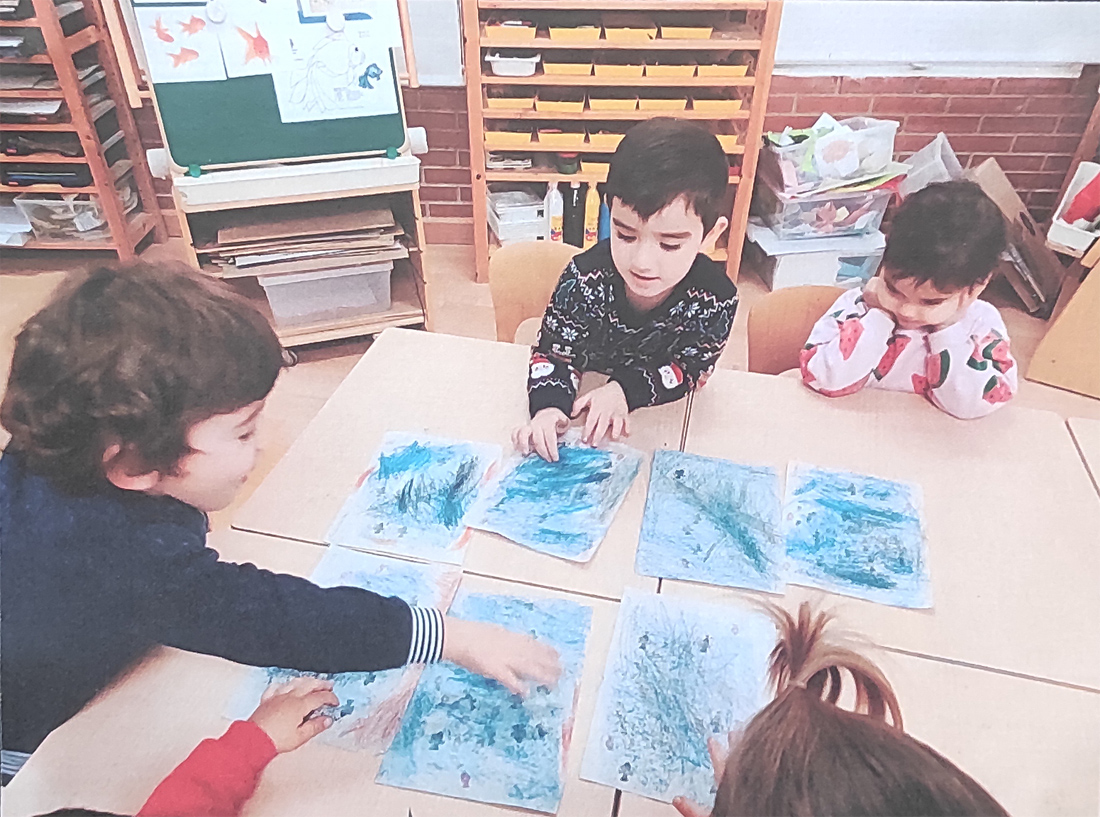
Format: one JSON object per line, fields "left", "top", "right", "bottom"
{"left": 968, "top": 158, "right": 1067, "bottom": 317}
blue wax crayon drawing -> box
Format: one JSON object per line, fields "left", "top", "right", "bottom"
{"left": 636, "top": 451, "right": 783, "bottom": 593}
{"left": 225, "top": 547, "right": 460, "bottom": 753}
{"left": 782, "top": 463, "right": 931, "bottom": 609}
{"left": 469, "top": 435, "right": 643, "bottom": 562}
{"left": 326, "top": 432, "right": 500, "bottom": 565}
{"left": 377, "top": 590, "right": 592, "bottom": 813}
{"left": 581, "top": 590, "right": 773, "bottom": 806}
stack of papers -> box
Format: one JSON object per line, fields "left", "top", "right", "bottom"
{"left": 197, "top": 199, "right": 408, "bottom": 278}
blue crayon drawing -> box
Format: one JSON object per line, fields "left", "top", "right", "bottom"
{"left": 225, "top": 547, "right": 460, "bottom": 753}
{"left": 326, "top": 432, "right": 500, "bottom": 565}
{"left": 469, "top": 434, "right": 643, "bottom": 562}
{"left": 782, "top": 463, "right": 931, "bottom": 609}
{"left": 377, "top": 590, "right": 592, "bottom": 813}
{"left": 581, "top": 590, "right": 773, "bottom": 806}
{"left": 636, "top": 451, "right": 783, "bottom": 593}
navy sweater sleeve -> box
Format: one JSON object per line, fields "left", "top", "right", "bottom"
{"left": 134, "top": 521, "right": 417, "bottom": 674}
{"left": 528, "top": 259, "right": 591, "bottom": 417}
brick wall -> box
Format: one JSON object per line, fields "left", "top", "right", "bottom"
{"left": 139, "top": 69, "right": 1098, "bottom": 245}
{"left": 764, "top": 68, "right": 1099, "bottom": 223}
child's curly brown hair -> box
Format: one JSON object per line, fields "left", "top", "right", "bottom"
{"left": 1, "top": 263, "right": 284, "bottom": 494}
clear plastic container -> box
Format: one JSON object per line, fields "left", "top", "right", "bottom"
{"left": 763, "top": 117, "right": 899, "bottom": 194}
{"left": 485, "top": 52, "right": 540, "bottom": 77}
{"left": 14, "top": 193, "right": 106, "bottom": 239}
{"left": 754, "top": 178, "right": 893, "bottom": 240}
{"left": 258, "top": 262, "right": 393, "bottom": 327}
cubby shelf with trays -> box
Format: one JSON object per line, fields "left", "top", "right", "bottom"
{"left": 0, "top": 0, "right": 164, "bottom": 258}
{"left": 462, "top": 0, "right": 781, "bottom": 282}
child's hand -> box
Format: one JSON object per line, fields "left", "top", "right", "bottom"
{"left": 671, "top": 731, "right": 737, "bottom": 817}
{"left": 572, "top": 382, "right": 630, "bottom": 447}
{"left": 248, "top": 677, "right": 340, "bottom": 753}
{"left": 861, "top": 276, "right": 896, "bottom": 320}
{"left": 512, "top": 407, "right": 570, "bottom": 462}
{"left": 442, "top": 616, "right": 562, "bottom": 696}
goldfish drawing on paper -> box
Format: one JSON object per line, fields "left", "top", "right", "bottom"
{"left": 169, "top": 47, "right": 200, "bottom": 68}
{"left": 152, "top": 16, "right": 174, "bottom": 43}
{"left": 237, "top": 25, "right": 271, "bottom": 64}
{"left": 178, "top": 15, "right": 205, "bottom": 35}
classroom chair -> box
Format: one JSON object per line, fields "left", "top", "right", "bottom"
{"left": 747, "top": 285, "right": 845, "bottom": 375}
{"left": 488, "top": 241, "right": 581, "bottom": 343}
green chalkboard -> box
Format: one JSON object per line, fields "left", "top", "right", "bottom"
{"left": 154, "top": 64, "right": 406, "bottom": 168}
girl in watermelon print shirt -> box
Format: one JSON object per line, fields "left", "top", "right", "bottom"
{"left": 800, "top": 180, "right": 1017, "bottom": 419}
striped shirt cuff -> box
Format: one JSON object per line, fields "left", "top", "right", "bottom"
{"left": 406, "top": 605, "right": 445, "bottom": 664}
{"left": 1, "top": 749, "right": 31, "bottom": 778}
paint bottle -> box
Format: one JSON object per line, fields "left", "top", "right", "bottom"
{"left": 598, "top": 198, "right": 610, "bottom": 242}
{"left": 583, "top": 184, "right": 600, "bottom": 249}
{"left": 563, "top": 181, "right": 584, "bottom": 248}
{"left": 545, "top": 182, "right": 564, "bottom": 242}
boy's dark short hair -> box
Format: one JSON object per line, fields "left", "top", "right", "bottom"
{"left": 1, "top": 262, "right": 284, "bottom": 494}
{"left": 882, "top": 180, "right": 1007, "bottom": 292}
{"left": 604, "top": 117, "right": 729, "bottom": 233}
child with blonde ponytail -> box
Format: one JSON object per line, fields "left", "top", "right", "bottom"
{"left": 674, "top": 603, "right": 1008, "bottom": 817}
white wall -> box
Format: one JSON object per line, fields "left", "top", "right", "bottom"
{"left": 406, "top": 0, "right": 1100, "bottom": 86}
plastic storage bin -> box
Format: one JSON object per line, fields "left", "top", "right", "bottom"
{"left": 763, "top": 117, "right": 899, "bottom": 194}
{"left": 755, "top": 178, "right": 892, "bottom": 240}
{"left": 488, "top": 189, "right": 546, "bottom": 244}
{"left": 15, "top": 193, "right": 107, "bottom": 239}
{"left": 258, "top": 262, "right": 393, "bottom": 328}
{"left": 745, "top": 219, "right": 885, "bottom": 290}
{"left": 485, "top": 52, "right": 540, "bottom": 77}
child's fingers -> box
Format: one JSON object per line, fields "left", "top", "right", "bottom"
{"left": 497, "top": 668, "right": 528, "bottom": 697}
{"left": 534, "top": 427, "right": 557, "bottom": 462}
{"left": 609, "top": 415, "right": 625, "bottom": 441}
{"left": 297, "top": 714, "right": 333, "bottom": 743}
{"left": 513, "top": 427, "right": 531, "bottom": 456}
{"left": 301, "top": 688, "right": 341, "bottom": 713}
{"left": 622, "top": 412, "right": 631, "bottom": 437}
{"left": 521, "top": 645, "right": 563, "bottom": 686}
{"left": 672, "top": 796, "right": 711, "bottom": 817}
{"left": 571, "top": 394, "right": 591, "bottom": 420}
{"left": 260, "top": 682, "right": 287, "bottom": 702}
{"left": 707, "top": 735, "right": 728, "bottom": 774}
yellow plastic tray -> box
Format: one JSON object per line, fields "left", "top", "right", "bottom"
{"left": 638, "top": 98, "right": 687, "bottom": 111}
{"left": 692, "top": 99, "right": 743, "bottom": 115}
{"left": 588, "top": 96, "right": 638, "bottom": 111}
{"left": 485, "top": 96, "right": 535, "bottom": 110}
{"left": 485, "top": 131, "right": 533, "bottom": 148}
{"left": 594, "top": 63, "right": 644, "bottom": 78}
{"left": 543, "top": 62, "right": 593, "bottom": 76}
{"left": 604, "top": 27, "right": 656, "bottom": 42}
{"left": 588, "top": 132, "right": 624, "bottom": 150}
{"left": 581, "top": 161, "right": 610, "bottom": 178}
{"left": 483, "top": 25, "right": 537, "bottom": 43}
{"left": 659, "top": 25, "right": 713, "bottom": 39}
{"left": 716, "top": 134, "right": 740, "bottom": 151}
{"left": 645, "top": 64, "right": 696, "bottom": 78}
{"left": 538, "top": 130, "right": 587, "bottom": 149}
{"left": 697, "top": 64, "right": 749, "bottom": 78}
{"left": 548, "top": 26, "right": 602, "bottom": 42}
{"left": 536, "top": 98, "right": 585, "bottom": 113}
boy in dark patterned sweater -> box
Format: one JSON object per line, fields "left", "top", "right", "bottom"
{"left": 514, "top": 118, "right": 738, "bottom": 461}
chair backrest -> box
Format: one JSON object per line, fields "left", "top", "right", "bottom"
{"left": 747, "top": 285, "right": 846, "bottom": 375}
{"left": 488, "top": 241, "right": 582, "bottom": 343}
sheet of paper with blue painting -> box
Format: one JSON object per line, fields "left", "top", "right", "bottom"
{"left": 636, "top": 450, "right": 784, "bottom": 593}
{"left": 377, "top": 589, "right": 593, "bottom": 813}
{"left": 326, "top": 432, "right": 500, "bottom": 565}
{"left": 467, "top": 431, "right": 643, "bottom": 562}
{"left": 581, "top": 589, "right": 773, "bottom": 806}
{"left": 782, "top": 463, "right": 931, "bottom": 609}
{"left": 225, "top": 547, "right": 460, "bottom": 753}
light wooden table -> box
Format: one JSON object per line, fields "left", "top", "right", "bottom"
{"left": 1, "top": 529, "right": 619, "bottom": 817}
{"left": 1068, "top": 416, "right": 1100, "bottom": 497}
{"left": 615, "top": 584, "right": 1099, "bottom": 817}
{"left": 234, "top": 328, "right": 681, "bottom": 601}
{"left": 669, "top": 369, "right": 1100, "bottom": 691}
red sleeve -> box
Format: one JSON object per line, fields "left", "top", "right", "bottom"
{"left": 138, "top": 720, "right": 278, "bottom": 817}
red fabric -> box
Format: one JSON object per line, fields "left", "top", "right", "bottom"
{"left": 138, "top": 720, "right": 277, "bottom": 817}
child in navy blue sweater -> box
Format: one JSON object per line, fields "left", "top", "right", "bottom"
{"left": 0, "top": 264, "right": 559, "bottom": 776}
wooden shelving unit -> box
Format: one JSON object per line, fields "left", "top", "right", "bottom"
{"left": 463, "top": 0, "right": 781, "bottom": 282}
{"left": 0, "top": 0, "right": 164, "bottom": 258}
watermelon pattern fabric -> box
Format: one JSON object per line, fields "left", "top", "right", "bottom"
{"left": 801, "top": 286, "right": 1019, "bottom": 419}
